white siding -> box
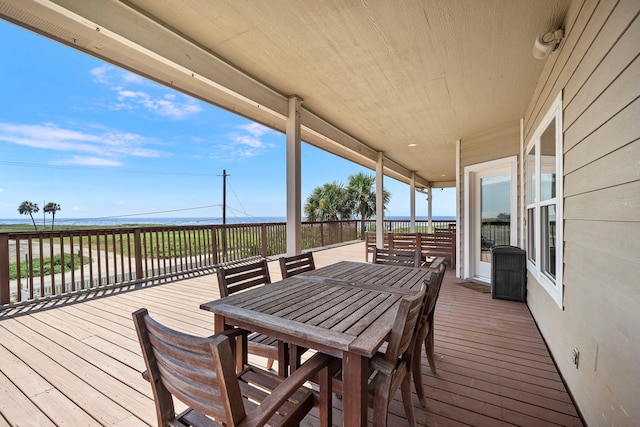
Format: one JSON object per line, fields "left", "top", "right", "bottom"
{"left": 524, "top": 0, "right": 640, "bottom": 425}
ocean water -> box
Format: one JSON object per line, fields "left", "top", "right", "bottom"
{"left": 0, "top": 215, "right": 455, "bottom": 227}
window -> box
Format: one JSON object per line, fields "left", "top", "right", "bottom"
{"left": 525, "top": 93, "right": 563, "bottom": 308}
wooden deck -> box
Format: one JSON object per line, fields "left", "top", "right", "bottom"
{"left": 0, "top": 242, "right": 583, "bottom": 426}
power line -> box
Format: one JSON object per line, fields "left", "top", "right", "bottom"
{"left": 227, "top": 180, "right": 253, "bottom": 218}
{"left": 55, "top": 205, "right": 222, "bottom": 223}
{"left": 0, "top": 160, "right": 217, "bottom": 177}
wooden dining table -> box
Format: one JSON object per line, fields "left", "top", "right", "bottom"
{"left": 200, "top": 260, "right": 433, "bottom": 427}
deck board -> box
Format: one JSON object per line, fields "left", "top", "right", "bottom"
{"left": 0, "top": 242, "right": 583, "bottom": 426}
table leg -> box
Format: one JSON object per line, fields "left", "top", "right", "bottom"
{"left": 214, "top": 313, "right": 226, "bottom": 333}
{"left": 342, "top": 352, "right": 368, "bottom": 427}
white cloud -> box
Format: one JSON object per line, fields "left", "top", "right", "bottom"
{"left": 71, "top": 206, "right": 86, "bottom": 211}
{"left": 235, "top": 134, "right": 265, "bottom": 149}
{"left": 89, "top": 65, "right": 110, "bottom": 84}
{"left": 0, "top": 122, "right": 165, "bottom": 165}
{"left": 52, "top": 156, "right": 123, "bottom": 167}
{"left": 240, "top": 122, "right": 270, "bottom": 137}
{"left": 0, "top": 188, "right": 3, "bottom": 193}
{"left": 212, "top": 123, "right": 276, "bottom": 160}
{"left": 91, "top": 65, "right": 202, "bottom": 119}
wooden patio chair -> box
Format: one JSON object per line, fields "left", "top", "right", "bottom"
{"left": 279, "top": 252, "right": 316, "bottom": 278}
{"left": 332, "top": 284, "right": 427, "bottom": 427}
{"left": 132, "top": 308, "right": 336, "bottom": 427}
{"left": 216, "top": 259, "right": 285, "bottom": 375}
{"left": 412, "top": 263, "right": 447, "bottom": 407}
{"left": 372, "top": 247, "right": 421, "bottom": 267}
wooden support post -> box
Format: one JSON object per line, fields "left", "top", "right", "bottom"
{"left": 0, "top": 234, "right": 10, "bottom": 305}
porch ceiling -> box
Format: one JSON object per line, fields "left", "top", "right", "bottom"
{"left": 0, "top": 0, "right": 569, "bottom": 188}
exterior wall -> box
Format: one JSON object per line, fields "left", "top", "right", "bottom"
{"left": 523, "top": 0, "right": 640, "bottom": 425}
{"left": 459, "top": 121, "right": 521, "bottom": 277}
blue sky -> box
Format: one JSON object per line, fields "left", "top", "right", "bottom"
{"left": 0, "top": 20, "right": 456, "bottom": 221}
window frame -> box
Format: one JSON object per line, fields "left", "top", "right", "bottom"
{"left": 525, "top": 92, "right": 563, "bottom": 308}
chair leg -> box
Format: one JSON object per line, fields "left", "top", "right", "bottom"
{"left": 266, "top": 358, "right": 274, "bottom": 371}
{"left": 318, "top": 358, "right": 335, "bottom": 427}
{"left": 372, "top": 379, "right": 392, "bottom": 427}
{"left": 289, "top": 345, "right": 304, "bottom": 373}
{"left": 425, "top": 328, "right": 437, "bottom": 374}
{"left": 412, "top": 347, "right": 426, "bottom": 408}
{"left": 276, "top": 341, "right": 289, "bottom": 377}
{"left": 401, "top": 373, "right": 417, "bottom": 427}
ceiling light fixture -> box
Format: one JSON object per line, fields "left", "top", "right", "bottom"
{"left": 532, "top": 29, "right": 564, "bottom": 60}
{"left": 408, "top": 143, "right": 417, "bottom": 147}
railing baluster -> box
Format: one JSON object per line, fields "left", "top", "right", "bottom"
{"left": 15, "top": 238, "right": 22, "bottom": 302}
{"left": 88, "top": 235, "right": 94, "bottom": 289}
{"left": 152, "top": 230, "right": 158, "bottom": 276}
{"left": 49, "top": 236, "right": 55, "bottom": 296}
{"left": 170, "top": 229, "right": 176, "bottom": 273}
{"left": 104, "top": 231, "right": 110, "bottom": 286}
{"left": 69, "top": 233, "right": 75, "bottom": 292}
{"left": 38, "top": 237, "right": 44, "bottom": 297}
{"left": 198, "top": 228, "right": 204, "bottom": 268}
{"left": 59, "top": 234, "right": 66, "bottom": 294}
{"left": 79, "top": 235, "right": 86, "bottom": 289}
{"left": 161, "top": 229, "right": 167, "bottom": 274}
{"left": 203, "top": 227, "right": 210, "bottom": 266}
{"left": 178, "top": 229, "right": 185, "bottom": 271}
{"left": 212, "top": 226, "right": 219, "bottom": 264}
{"left": 118, "top": 231, "right": 124, "bottom": 282}
{"left": 111, "top": 231, "right": 117, "bottom": 285}
{"left": 96, "top": 233, "right": 102, "bottom": 287}
{"left": 186, "top": 228, "right": 193, "bottom": 270}
{"left": 143, "top": 231, "right": 150, "bottom": 278}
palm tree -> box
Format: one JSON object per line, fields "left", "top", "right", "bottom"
{"left": 304, "top": 182, "right": 352, "bottom": 221}
{"left": 44, "top": 202, "right": 61, "bottom": 230}
{"left": 346, "top": 172, "right": 391, "bottom": 239}
{"left": 18, "top": 201, "right": 39, "bottom": 231}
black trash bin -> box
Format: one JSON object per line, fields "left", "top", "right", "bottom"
{"left": 491, "top": 245, "right": 527, "bottom": 302}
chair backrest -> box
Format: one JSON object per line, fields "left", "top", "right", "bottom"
{"left": 217, "top": 259, "right": 271, "bottom": 297}
{"left": 372, "top": 248, "right": 421, "bottom": 267}
{"left": 384, "top": 284, "right": 427, "bottom": 362}
{"left": 132, "top": 308, "right": 245, "bottom": 426}
{"left": 424, "top": 263, "right": 446, "bottom": 323}
{"left": 279, "top": 252, "right": 316, "bottom": 278}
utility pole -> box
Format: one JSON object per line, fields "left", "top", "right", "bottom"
{"left": 219, "top": 170, "right": 230, "bottom": 261}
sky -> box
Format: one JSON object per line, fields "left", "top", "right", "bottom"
{"left": 0, "top": 20, "right": 456, "bottom": 222}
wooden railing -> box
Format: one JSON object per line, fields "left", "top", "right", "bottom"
{"left": 365, "top": 230, "right": 456, "bottom": 267}
{"left": 0, "top": 219, "right": 454, "bottom": 307}
{"left": 480, "top": 220, "right": 511, "bottom": 248}
{"left": 0, "top": 220, "right": 361, "bottom": 307}
{"left": 363, "top": 219, "right": 456, "bottom": 233}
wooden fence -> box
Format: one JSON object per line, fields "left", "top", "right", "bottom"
{"left": 0, "top": 220, "right": 360, "bottom": 307}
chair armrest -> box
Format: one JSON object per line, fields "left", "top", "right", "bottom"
{"left": 218, "top": 328, "right": 249, "bottom": 370}
{"left": 370, "top": 353, "right": 396, "bottom": 376}
{"left": 241, "top": 352, "right": 338, "bottom": 427}
{"left": 217, "top": 327, "right": 249, "bottom": 339}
